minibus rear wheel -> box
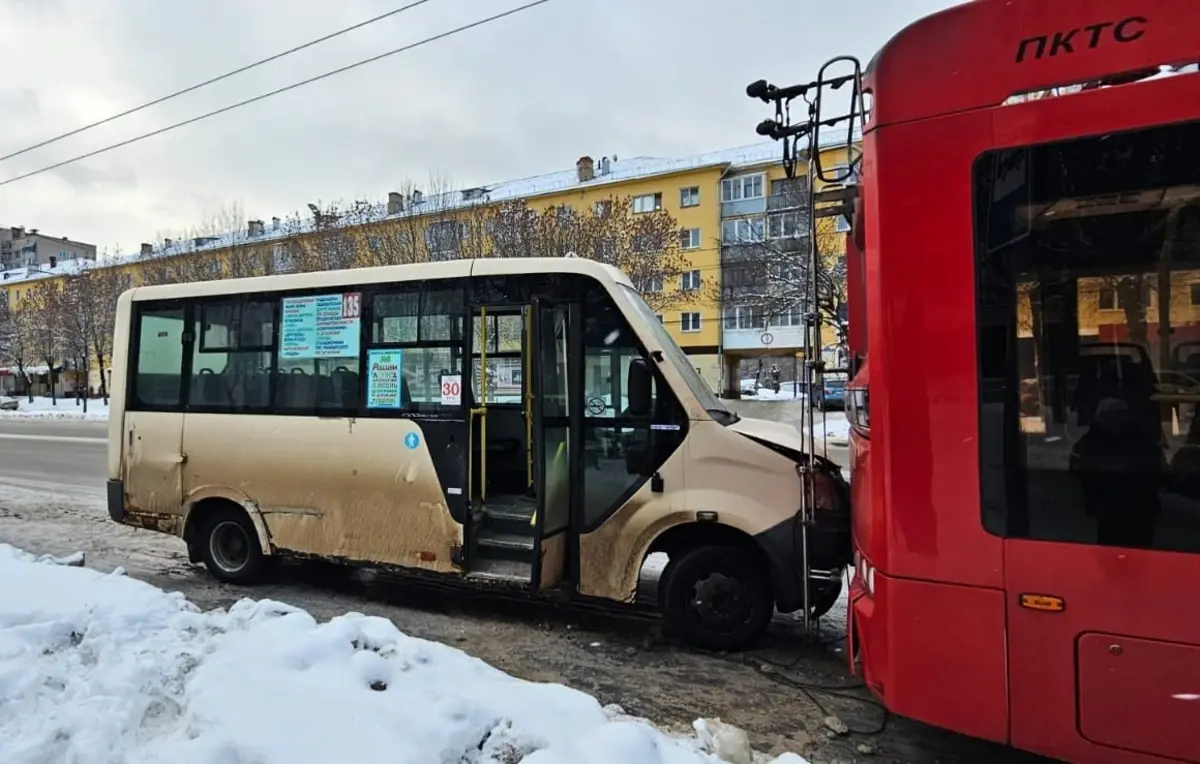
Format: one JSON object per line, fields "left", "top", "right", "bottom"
{"left": 660, "top": 544, "right": 773, "bottom": 651}
{"left": 198, "top": 505, "right": 267, "bottom": 585}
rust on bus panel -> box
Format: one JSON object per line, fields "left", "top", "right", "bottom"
{"left": 177, "top": 415, "right": 464, "bottom": 575}
{"left": 124, "top": 508, "right": 184, "bottom": 536}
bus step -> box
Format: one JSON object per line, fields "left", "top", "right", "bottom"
{"left": 466, "top": 557, "right": 533, "bottom": 584}
{"left": 476, "top": 529, "right": 536, "bottom": 562}
{"left": 483, "top": 504, "right": 537, "bottom": 535}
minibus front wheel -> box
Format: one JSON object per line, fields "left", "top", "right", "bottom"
{"left": 659, "top": 543, "right": 774, "bottom": 651}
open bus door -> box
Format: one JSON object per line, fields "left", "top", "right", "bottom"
{"left": 463, "top": 297, "right": 576, "bottom": 591}
{"left": 529, "top": 297, "right": 572, "bottom": 591}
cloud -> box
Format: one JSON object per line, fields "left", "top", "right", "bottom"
{"left": 0, "top": 0, "right": 958, "bottom": 251}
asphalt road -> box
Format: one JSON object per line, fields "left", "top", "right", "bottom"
{"left": 0, "top": 418, "right": 108, "bottom": 491}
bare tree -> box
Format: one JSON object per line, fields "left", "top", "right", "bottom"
{"left": 711, "top": 178, "right": 849, "bottom": 347}
{"left": 0, "top": 299, "right": 33, "bottom": 399}
{"left": 488, "top": 195, "right": 690, "bottom": 311}
{"left": 55, "top": 273, "right": 93, "bottom": 410}
{"left": 22, "top": 280, "right": 67, "bottom": 404}
{"left": 86, "top": 266, "right": 133, "bottom": 402}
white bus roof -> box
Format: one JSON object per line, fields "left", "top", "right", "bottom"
{"left": 125, "top": 257, "right": 634, "bottom": 302}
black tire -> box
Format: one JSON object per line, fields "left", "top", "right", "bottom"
{"left": 198, "top": 506, "right": 267, "bottom": 584}
{"left": 660, "top": 544, "right": 774, "bottom": 651}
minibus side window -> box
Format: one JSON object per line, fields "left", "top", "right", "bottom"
{"left": 366, "top": 282, "right": 466, "bottom": 413}
{"left": 580, "top": 281, "right": 687, "bottom": 529}
{"left": 191, "top": 298, "right": 275, "bottom": 411}
{"left": 131, "top": 304, "right": 186, "bottom": 409}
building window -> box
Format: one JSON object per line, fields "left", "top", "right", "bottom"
{"left": 1098, "top": 282, "right": 1153, "bottom": 311}
{"left": 768, "top": 305, "right": 804, "bottom": 327}
{"left": 632, "top": 193, "right": 663, "bottom": 214}
{"left": 681, "top": 270, "right": 701, "bottom": 291}
{"left": 721, "top": 174, "right": 765, "bottom": 202}
{"left": 1191, "top": 284, "right": 1200, "bottom": 307}
{"left": 834, "top": 215, "right": 852, "bottom": 233}
{"left": 771, "top": 177, "right": 807, "bottom": 198}
{"left": 721, "top": 217, "right": 765, "bottom": 243}
{"left": 768, "top": 211, "right": 803, "bottom": 239}
{"left": 679, "top": 228, "right": 701, "bottom": 250}
{"left": 593, "top": 200, "right": 612, "bottom": 218}
{"left": 655, "top": 313, "right": 664, "bottom": 323}
{"left": 722, "top": 306, "right": 765, "bottom": 330}
{"left": 425, "top": 220, "right": 465, "bottom": 256}
{"left": 640, "top": 276, "right": 663, "bottom": 294}
{"left": 680, "top": 187, "right": 701, "bottom": 207}
{"left": 1097, "top": 287, "right": 1119, "bottom": 311}
{"left": 680, "top": 312, "right": 702, "bottom": 332}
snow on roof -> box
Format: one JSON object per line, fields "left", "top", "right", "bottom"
{"left": 0, "top": 130, "right": 859, "bottom": 288}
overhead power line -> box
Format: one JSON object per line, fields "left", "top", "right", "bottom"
{"left": 0, "top": 0, "right": 550, "bottom": 188}
{"left": 0, "top": 0, "right": 438, "bottom": 164}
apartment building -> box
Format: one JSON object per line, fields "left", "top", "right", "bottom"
{"left": 0, "top": 226, "right": 97, "bottom": 270}
{"left": 0, "top": 136, "right": 857, "bottom": 395}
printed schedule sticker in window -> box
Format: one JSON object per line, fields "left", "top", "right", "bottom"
{"left": 366, "top": 349, "right": 404, "bottom": 408}
{"left": 281, "top": 293, "right": 361, "bottom": 360}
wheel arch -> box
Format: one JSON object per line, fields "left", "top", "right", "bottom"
{"left": 647, "top": 518, "right": 813, "bottom": 613}
{"left": 182, "top": 489, "right": 273, "bottom": 562}
{"left": 647, "top": 521, "right": 765, "bottom": 562}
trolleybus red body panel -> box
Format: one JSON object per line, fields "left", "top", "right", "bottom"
{"left": 847, "top": 1, "right": 1200, "bottom": 761}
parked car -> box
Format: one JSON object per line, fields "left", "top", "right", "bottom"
{"left": 0, "top": 396, "right": 19, "bottom": 411}
{"left": 815, "top": 377, "right": 846, "bottom": 411}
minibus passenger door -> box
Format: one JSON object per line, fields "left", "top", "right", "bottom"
{"left": 123, "top": 303, "right": 187, "bottom": 517}
{"left": 531, "top": 299, "right": 571, "bottom": 590}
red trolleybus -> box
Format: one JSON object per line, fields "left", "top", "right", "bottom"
{"left": 754, "top": 1, "right": 1199, "bottom": 762}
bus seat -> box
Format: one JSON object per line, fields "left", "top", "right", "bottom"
{"left": 276, "top": 372, "right": 318, "bottom": 410}
{"left": 239, "top": 372, "right": 270, "bottom": 407}
{"left": 329, "top": 368, "right": 360, "bottom": 409}
{"left": 400, "top": 375, "right": 412, "bottom": 407}
{"left": 192, "top": 370, "right": 227, "bottom": 406}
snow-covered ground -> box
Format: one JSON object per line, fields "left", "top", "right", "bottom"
{"left": 0, "top": 543, "right": 808, "bottom": 764}
{"left": 811, "top": 415, "right": 850, "bottom": 446}
{"left": 0, "top": 396, "right": 109, "bottom": 421}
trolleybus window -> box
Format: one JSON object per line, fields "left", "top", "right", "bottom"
{"left": 976, "top": 120, "right": 1200, "bottom": 554}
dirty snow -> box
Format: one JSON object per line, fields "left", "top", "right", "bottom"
{"left": 0, "top": 396, "right": 109, "bottom": 421}
{"left": 0, "top": 543, "right": 807, "bottom": 764}
{"left": 810, "top": 415, "right": 851, "bottom": 445}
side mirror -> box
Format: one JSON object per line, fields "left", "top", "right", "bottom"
{"left": 627, "top": 358, "right": 652, "bottom": 418}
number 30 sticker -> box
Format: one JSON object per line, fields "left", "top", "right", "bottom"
{"left": 440, "top": 374, "right": 462, "bottom": 406}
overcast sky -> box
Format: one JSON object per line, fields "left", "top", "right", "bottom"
{"left": 0, "top": 0, "right": 957, "bottom": 254}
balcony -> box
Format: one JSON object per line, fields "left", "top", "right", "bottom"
{"left": 720, "top": 196, "right": 767, "bottom": 219}
{"left": 723, "top": 325, "right": 808, "bottom": 352}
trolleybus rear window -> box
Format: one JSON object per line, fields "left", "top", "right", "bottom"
{"left": 975, "top": 120, "right": 1200, "bottom": 554}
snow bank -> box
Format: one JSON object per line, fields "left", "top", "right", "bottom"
{"left": 0, "top": 544, "right": 806, "bottom": 764}
{"left": 0, "top": 396, "right": 109, "bottom": 421}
